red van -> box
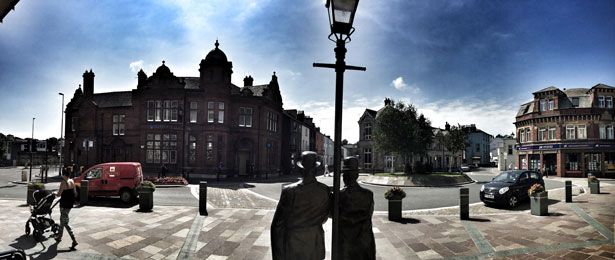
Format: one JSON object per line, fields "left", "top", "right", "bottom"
{"left": 74, "top": 162, "right": 143, "bottom": 203}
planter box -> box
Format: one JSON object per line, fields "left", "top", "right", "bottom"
{"left": 388, "top": 199, "right": 402, "bottom": 221}
{"left": 589, "top": 182, "right": 600, "bottom": 194}
{"left": 138, "top": 189, "right": 154, "bottom": 212}
{"left": 530, "top": 191, "right": 548, "bottom": 216}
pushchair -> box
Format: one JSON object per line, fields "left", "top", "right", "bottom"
{"left": 24, "top": 190, "right": 60, "bottom": 241}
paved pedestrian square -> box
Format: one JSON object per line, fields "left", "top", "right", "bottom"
{"left": 0, "top": 182, "right": 613, "bottom": 259}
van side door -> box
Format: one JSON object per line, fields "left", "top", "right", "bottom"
{"left": 84, "top": 167, "right": 103, "bottom": 194}
{"left": 99, "top": 166, "right": 118, "bottom": 196}
{"left": 107, "top": 165, "right": 122, "bottom": 195}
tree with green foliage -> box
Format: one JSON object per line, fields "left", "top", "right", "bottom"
{"left": 373, "top": 99, "right": 433, "bottom": 174}
{"left": 46, "top": 137, "right": 58, "bottom": 153}
{"left": 0, "top": 133, "right": 6, "bottom": 160}
{"left": 442, "top": 124, "right": 467, "bottom": 172}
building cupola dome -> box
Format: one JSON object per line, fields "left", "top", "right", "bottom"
{"left": 204, "top": 40, "right": 228, "bottom": 64}
{"left": 155, "top": 60, "right": 172, "bottom": 75}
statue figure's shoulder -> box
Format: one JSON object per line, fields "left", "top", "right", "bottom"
{"left": 316, "top": 181, "right": 331, "bottom": 192}
{"left": 358, "top": 186, "right": 374, "bottom": 197}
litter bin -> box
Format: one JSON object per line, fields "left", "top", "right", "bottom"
{"left": 21, "top": 170, "right": 27, "bottom": 182}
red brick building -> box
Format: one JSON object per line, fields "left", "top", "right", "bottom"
{"left": 64, "top": 41, "right": 285, "bottom": 177}
{"left": 515, "top": 84, "right": 615, "bottom": 177}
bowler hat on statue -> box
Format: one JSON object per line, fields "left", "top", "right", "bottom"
{"left": 297, "top": 151, "right": 321, "bottom": 169}
{"left": 342, "top": 157, "right": 359, "bottom": 171}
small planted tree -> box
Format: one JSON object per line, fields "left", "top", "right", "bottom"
{"left": 373, "top": 99, "right": 433, "bottom": 174}
{"left": 442, "top": 124, "right": 467, "bottom": 172}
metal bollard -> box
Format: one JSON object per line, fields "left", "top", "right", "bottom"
{"left": 565, "top": 180, "right": 572, "bottom": 203}
{"left": 199, "top": 181, "right": 208, "bottom": 216}
{"left": 460, "top": 188, "right": 469, "bottom": 220}
{"left": 80, "top": 180, "right": 89, "bottom": 205}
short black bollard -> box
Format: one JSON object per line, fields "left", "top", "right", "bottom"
{"left": 80, "top": 180, "right": 89, "bottom": 205}
{"left": 460, "top": 188, "right": 469, "bottom": 220}
{"left": 565, "top": 180, "right": 572, "bottom": 203}
{"left": 199, "top": 181, "right": 208, "bottom": 216}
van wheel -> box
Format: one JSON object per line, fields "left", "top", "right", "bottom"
{"left": 120, "top": 189, "right": 133, "bottom": 203}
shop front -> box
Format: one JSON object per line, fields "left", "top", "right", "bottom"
{"left": 518, "top": 143, "right": 615, "bottom": 178}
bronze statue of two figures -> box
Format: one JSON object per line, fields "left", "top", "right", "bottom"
{"left": 271, "top": 151, "right": 376, "bottom": 260}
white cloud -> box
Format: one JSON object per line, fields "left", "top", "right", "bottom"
{"left": 285, "top": 96, "right": 384, "bottom": 143}
{"left": 417, "top": 97, "right": 519, "bottom": 137}
{"left": 129, "top": 60, "right": 144, "bottom": 73}
{"left": 391, "top": 76, "right": 407, "bottom": 90}
{"left": 391, "top": 76, "right": 420, "bottom": 93}
{"left": 289, "top": 95, "right": 520, "bottom": 144}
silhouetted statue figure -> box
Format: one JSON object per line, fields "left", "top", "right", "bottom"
{"left": 339, "top": 157, "right": 376, "bottom": 260}
{"left": 271, "top": 151, "right": 331, "bottom": 260}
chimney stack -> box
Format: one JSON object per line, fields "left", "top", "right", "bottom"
{"left": 83, "top": 69, "right": 95, "bottom": 96}
{"left": 243, "top": 75, "right": 253, "bottom": 87}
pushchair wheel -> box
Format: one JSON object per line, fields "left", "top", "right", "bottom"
{"left": 52, "top": 223, "right": 59, "bottom": 235}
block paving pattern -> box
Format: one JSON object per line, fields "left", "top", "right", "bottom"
{"left": 0, "top": 183, "right": 613, "bottom": 259}
{"left": 0, "top": 200, "right": 197, "bottom": 260}
{"left": 207, "top": 186, "right": 277, "bottom": 210}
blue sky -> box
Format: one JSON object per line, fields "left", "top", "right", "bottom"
{"left": 1, "top": 0, "right": 614, "bottom": 143}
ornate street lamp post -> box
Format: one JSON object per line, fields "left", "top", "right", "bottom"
{"left": 313, "top": 1, "right": 364, "bottom": 258}
{"left": 59, "top": 92, "right": 64, "bottom": 176}
{"left": 29, "top": 117, "right": 35, "bottom": 182}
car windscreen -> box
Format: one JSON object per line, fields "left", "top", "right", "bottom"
{"left": 493, "top": 171, "right": 518, "bottom": 183}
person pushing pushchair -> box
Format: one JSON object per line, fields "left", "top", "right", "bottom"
{"left": 53, "top": 170, "right": 78, "bottom": 250}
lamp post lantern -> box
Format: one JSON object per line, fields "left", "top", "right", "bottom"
{"left": 29, "top": 117, "right": 35, "bottom": 182}
{"left": 313, "top": 1, "right": 364, "bottom": 259}
{"left": 59, "top": 92, "right": 64, "bottom": 176}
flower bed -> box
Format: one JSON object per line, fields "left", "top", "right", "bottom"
{"left": 384, "top": 186, "right": 406, "bottom": 200}
{"left": 144, "top": 176, "right": 188, "bottom": 185}
{"left": 528, "top": 183, "right": 545, "bottom": 197}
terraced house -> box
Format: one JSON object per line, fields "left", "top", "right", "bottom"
{"left": 515, "top": 84, "right": 615, "bottom": 177}
{"left": 63, "top": 41, "right": 286, "bottom": 177}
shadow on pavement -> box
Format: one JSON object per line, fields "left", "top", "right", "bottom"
{"left": 7, "top": 234, "right": 59, "bottom": 260}
{"left": 135, "top": 208, "right": 153, "bottom": 213}
{"left": 31, "top": 243, "right": 58, "bottom": 260}
{"left": 548, "top": 212, "right": 566, "bottom": 216}
{"left": 391, "top": 217, "right": 421, "bottom": 224}
{"left": 489, "top": 202, "right": 530, "bottom": 211}
{"left": 465, "top": 217, "right": 491, "bottom": 222}
{"left": 547, "top": 198, "right": 561, "bottom": 206}
{"left": 8, "top": 234, "right": 37, "bottom": 252}
{"left": 80, "top": 197, "right": 137, "bottom": 209}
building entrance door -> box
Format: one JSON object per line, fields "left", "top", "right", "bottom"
{"left": 238, "top": 152, "right": 249, "bottom": 176}
{"left": 385, "top": 156, "right": 395, "bottom": 173}
{"left": 543, "top": 154, "right": 556, "bottom": 176}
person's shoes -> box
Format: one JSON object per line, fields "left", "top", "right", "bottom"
{"left": 54, "top": 236, "right": 62, "bottom": 243}
{"left": 70, "top": 241, "right": 78, "bottom": 250}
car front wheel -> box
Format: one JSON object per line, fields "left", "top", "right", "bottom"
{"left": 508, "top": 195, "right": 518, "bottom": 208}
